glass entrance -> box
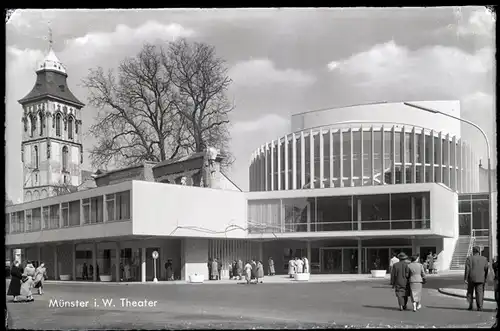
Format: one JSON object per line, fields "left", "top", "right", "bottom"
{"left": 342, "top": 248, "right": 358, "bottom": 274}
{"left": 366, "top": 248, "right": 389, "bottom": 271}
{"left": 321, "top": 248, "right": 342, "bottom": 273}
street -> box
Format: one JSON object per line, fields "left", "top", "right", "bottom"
{"left": 6, "top": 275, "right": 497, "bottom": 329}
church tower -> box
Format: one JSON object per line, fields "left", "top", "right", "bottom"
{"left": 18, "top": 31, "right": 85, "bottom": 202}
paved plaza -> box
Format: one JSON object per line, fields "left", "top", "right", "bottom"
{"left": 6, "top": 275, "right": 497, "bottom": 329}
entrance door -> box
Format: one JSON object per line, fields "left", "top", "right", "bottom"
{"left": 342, "top": 248, "right": 358, "bottom": 274}
{"left": 321, "top": 248, "right": 342, "bottom": 274}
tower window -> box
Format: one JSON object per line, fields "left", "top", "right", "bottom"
{"left": 62, "top": 146, "right": 69, "bottom": 171}
{"left": 39, "top": 113, "right": 44, "bottom": 136}
{"left": 56, "top": 114, "right": 62, "bottom": 137}
{"left": 68, "top": 117, "right": 74, "bottom": 139}
{"left": 30, "top": 115, "right": 36, "bottom": 137}
{"left": 34, "top": 146, "right": 39, "bottom": 169}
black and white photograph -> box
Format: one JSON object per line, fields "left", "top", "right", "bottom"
{"left": 4, "top": 7, "right": 497, "bottom": 329}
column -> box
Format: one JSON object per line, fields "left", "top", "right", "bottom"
{"left": 307, "top": 241, "right": 312, "bottom": 273}
{"left": 419, "top": 129, "right": 426, "bottom": 183}
{"left": 284, "top": 136, "right": 289, "bottom": 190}
{"left": 141, "top": 247, "right": 146, "bottom": 283}
{"left": 457, "top": 139, "right": 462, "bottom": 192}
{"left": 360, "top": 127, "right": 364, "bottom": 186}
{"left": 53, "top": 245, "right": 58, "bottom": 280}
{"left": 258, "top": 241, "right": 263, "bottom": 262}
{"left": 103, "top": 195, "right": 108, "bottom": 223}
{"left": 270, "top": 141, "right": 275, "bottom": 191}
{"left": 356, "top": 198, "right": 362, "bottom": 231}
{"left": 430, "top": 130, "right": 435, "bottom": 182}
{"left": 72, "top": 243, "right": 76, "bottom": 280}
{"left": 422, "top": 195, "right": 427, "bottom": 229}
{"left": 300, "top": 132, "right": 305, "bottom": 188}
{"left": 339, "top": 130, "right": 344, "bottom": 187}
{"left": 310, "top": 129, "right": 315, "bottom": 188}
{"left": 446, "top": 134, "right": 451, "bottom": 187}
{"left": 115, "top": 242, "right": 120, "bottom": 282}
{"left": 307, "top": 202, "right": 311, "bottom": 232}
{"left": 451, "top": 136, "right": 457, "bottom": 191}
{"left": 92, "top": 242, "right": 97, "bottom": 281}
{"left": 329, "top": 128, "right": 334, "bottom": 188}
{"left": 264, "top": 143, "right": 269, "bottom": 191}
{"left": 357, "top": 239, "right": 362, "bottom": 274}
{"left": 411, "top": 127, "right": 417, "bottom": 183}
{"left": 319, "top": 130, "right": 324, "bottom": 188}
{"left": 391, "top": 126, "right": 396, "bottom": 184}
{"left": 371, "top": 127, "right": 375, "bottom": 185}
{"left": 277, "top": 140, "right": 281, "bottom": 190}
{"left": 292, "top": 133, "right": 297, "bottom": 190}
{"left": 381, "top": 126, "right": 385, "bottom": 185}
{"left": 402, "top": 127, "right": 406, "bottom": 184}
{"left": 349, "top": 129, "right": 354, "bottom": 187}
{"left": 437, "top": 132, "right": 443, "bottom": 183}
{"left": 59, "top": 202, "right": 63, "bottom": 228}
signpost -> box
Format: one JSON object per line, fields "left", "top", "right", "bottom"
{"left": 152, "top": 251, "right": 159, "bottom": 283}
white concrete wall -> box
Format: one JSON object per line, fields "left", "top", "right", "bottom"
{"left": 430, "top": 184, "right": 459, "bottom": 238}
{"left": 132, "top": 181, "right": 247, "bottom": 238}
{"left": 291, "top": 101, "right": 461, "bottom": 138}
{"left": 181, "top": 238, "right": 209, "bottom": 281}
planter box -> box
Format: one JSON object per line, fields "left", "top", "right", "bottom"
{"left": 371, "top": 270, "right": 387, "bottom": 278}
{"left": 59, "top": 274, "right": 71, "bottom": 281}
{"left": 189, "top": 274, "right": 204, "bottom": 283}
{"left": 294, "top": 273, "right": 310, "bottom": 281}
{"left": 99, "top": 275, "right": 112, "bottom": 282}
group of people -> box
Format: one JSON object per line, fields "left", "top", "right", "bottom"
{"left": 390, "top": 252, "right": 427, "bottom": 312}
{"left": 422, "top": 252, "right": 438, "bottom": 274}
{"left": 208, "top": 257, "right": 276, "bottom": 284}
{"left": 7, "top": 260, "right": 47, "bottom": 302}
{"left": 287, "top": 256, "right": 310, "bottom": 278}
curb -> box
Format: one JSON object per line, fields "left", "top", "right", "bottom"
{"left": 438, "top": 288, "right": 496, "bottom": 302}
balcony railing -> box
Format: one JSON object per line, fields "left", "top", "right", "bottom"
{"left": 248, "top": 219, "right": 431, "bottom": 234}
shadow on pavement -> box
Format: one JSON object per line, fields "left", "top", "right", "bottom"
{"left": 362, "top": 305, "right": 401, "bottom": 311}
{"left": 425, "top": 305, "right": 496, "bottom": 313}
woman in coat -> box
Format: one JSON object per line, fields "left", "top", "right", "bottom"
{"left": 408, "top": 255, "right": 426, "bottom": 312}
{"left": 250, "top": 260, "right": 257, "bottom": 281}
{"left": 303, "top": 257, "right": 310, "bottom": 274}
{"left": 33, "top": 262, "right": 47, "bottom": 295}
{"left": 256, "top": 261, "right": 264, "bottom": 283}
{"left": 7, "top": 261, "right": 23, "bottom": 302}
{"left": 21, "top": 261, "right": 36, "bottom": 301}
{"left": 211, "top": 259, "right": 219, "bottom": 280}
{"left": 268, "top": 257, "right": 275, "bottom": 276}
{"left": 288, "top": 258, "right": 296, "bottom": 278}
{"left": 244, "top": 261, "right": 252, "bottom": 284}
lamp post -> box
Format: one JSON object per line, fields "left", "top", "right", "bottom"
{"left": 403, "top": 102, "right": 494, "bottom": 260}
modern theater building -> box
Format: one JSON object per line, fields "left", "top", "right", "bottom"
{"left": 5, "top": 46, "right": 497, "bottom": 283}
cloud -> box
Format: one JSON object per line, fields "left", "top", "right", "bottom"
{"left": 327, "top": 61, "right": 339, "bottom": 71}
{"left": 6, "top": 10, "right": 32, "bottom": 29}
{"left": 457, "top": 7, "right": 495, "bottom": 37}
{"left": 328, "top": 40, "right": 493, "bottom": 96}
{"left": 232, "top": 114, "right": 289, "bottom": 135}
{"left": 66, "top": 21, "right": 194, "bottom": 56}
{"left": 229, "top": 59, "right": 316, "bottom": 87}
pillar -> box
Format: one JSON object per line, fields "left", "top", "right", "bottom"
{"left": 300, "top": 132, "right": 305, "bottom": 188}
{"left": 277, "top": 140, "right": 281, "bottom": 190}
{"left": 284, "top": 136, "right": 289, "bottom": 190}
{"left": 141, "top": 247, "right": 146, "bottom": 283}
{"left": 53, "top": 245, "right": 58, "bottom": 280}
{"left": 115, "top": 242, "right": 120, "bottom": 282}
{"left": 357, "top": 239, "right": 362, "bottom": 274}
{"left": 411, "top": 238, "right": 417, "bottom": 256}
{"left": 307, "top": 241, "right": 311, "bottom": 273}
{"left": 356, "top": 198, "right": 362, "bottom": 231}
{"left": 319, "top": 130, "right": 324, "bottom": 188}
{"left": 92, "top": 242, "right": 97, "bottom": 281}
{"left": 72, "top": 243, "right": 76, "bottom": 280}
{"left": 270, "top": 141, "right": 274, "bottom": 191}
{"left": 258, "top": 241, "right": 263, "bottom": 262}
{"left": 292, "top": 133, "right": 297, "bottom": 190}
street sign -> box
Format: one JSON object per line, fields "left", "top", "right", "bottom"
{"left": 152, "top": 251, "right": 159, "bottom": 260}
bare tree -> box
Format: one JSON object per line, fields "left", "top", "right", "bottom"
{"left": 83, "top": 40, "right": 234, "bottom": 170}
{"left": 52, "top": 183, "right": 78, "bottom": 196}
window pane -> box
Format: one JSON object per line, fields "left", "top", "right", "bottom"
{"left": 248, "top": 199, "right": 281, "bottom": 233}
{"left": 405, "top": 132, "right": 411, "bottom": 163}
{"left": 62, "top": 206, "right": 69, "bottom": 227}
{"left": 304, "top": 135, "right": 311, "bottom": 188}
{"left": 394, "top": 132, "right": 401, "bottom": 163}
{"left": 69, "top": 200, "right": 80, "bottom": 226}
{"left": 32, "top": 208, "right": 41, "bottom": 231}
{"left": 382, "top": 131, "right": 391, "bottom": 184}
{"left": 363, "top": 130, "right": 372, "bottom": 185}
{"left": 356, "top": 194, "right": 390, "bottom": 230}
{"left": 42, "top": 207, "right": 49, "bottom": 229}
{"left": 332, "top": 131, "right": 340, "bottom": 187}
{"left": 117, "top": 191, "right": 130, "bottom": 220}
{"left": 107, "top": 197, "right": 115, "bottom": 222}
{"left": 322, "top": 132, "right": 330, "bottom": 188}
{"left": 425, "top": 135, "right": 432, "bottom": 164}
{"left": 91, "top": 196, "right": 104, "bottom": 223}
{"left": 282, "top": 198, "right": 310, "bottom": 232}
{"left": 459, "top": 200, "right": 471, "bottom": 213}
{"left": 315, "top": 196, "right": 353, "bottom": 231}
{"left": 472, "top": 200, "right": 489, "bottom": 231}
{"left": 342, "top": 132, "right": 351, "bottom": 187}
{"left": 49, "top": 205, "right": 59, "bottom": 229}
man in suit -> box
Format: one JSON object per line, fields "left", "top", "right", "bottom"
{"left": 464, "top": 246, "right": 489, "bottom": 311}
{"left": 390, "top": 252, "right": 410, "bottom": 311}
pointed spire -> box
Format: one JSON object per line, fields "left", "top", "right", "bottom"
{"left": 48, "top": 23, "right": 53, "bottom": 51}
{"left": 37, "top": 24, "right": 67, "bottom": 75}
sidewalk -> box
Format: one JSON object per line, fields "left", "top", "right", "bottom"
{"left": 438, "top": 287, "right": 496, "bottom": 302}
{"left": 37, "top": 269, "right": 462, "bottom": 286}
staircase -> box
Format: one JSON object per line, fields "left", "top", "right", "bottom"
{"left": 450, "top": 236, "right": 473, "bottom": 270}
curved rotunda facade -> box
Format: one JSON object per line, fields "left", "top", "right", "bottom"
{"left": 249, "top": 101, "right": 480, "bottom": 193}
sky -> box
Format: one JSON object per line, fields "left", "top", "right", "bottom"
{"left": 5, "top": 7, "right": 496, "bottom": 202}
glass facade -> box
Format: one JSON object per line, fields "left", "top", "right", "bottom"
{"left": 248, "top": 192, "right": 431, "bottom": 234}
{"left": 250, "top": 125, "right": 480, "bottom": 193}
{"left": 458, "top": 193, "right": 490, "bottom": 237}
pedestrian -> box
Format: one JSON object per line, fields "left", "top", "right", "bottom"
{"left": 432, "top": 253, "right": 438, "bottom": 274}
{"left": 217, "top": 257, "right": 222, "bottom": 280}
{"left": 165, "top": 260, "right": 173, "bottom": 281}
{"left": 7, "top": 260, "right": 23, "bottom": 302}
{"left": 207, "top": 258, "right": 212, "bottom": 280}
{"left": 464, "top": 246, "right": 489, "bottom": 311}
{"left": 302, "top": 256, "right": 310, "bottom": 274}
{"left": 33, "top": 262, "right": 47, "bottom": 295}
{"left": 237, "top": 259, "right": 243, "bottom": 280}
{"left": 295, "top": 257, "right": 304, "bottom": 274}
{"left": 389, "top": 252, "right": 399, "bottom": 276}
{"left": 256, "top": 261, "right": 264, "bottom": 283}
{"left": 211, "top": 258, "right": 219, "bottom": 280}
{"left": 268, "top": 257, "right": 275, "bottom": 276}
{"left": 250, "top": 259, "right": 257, "bottom": 282}
{"left": 492, "top": 256, "right": 498, "bottom": 311}
{"left": 124, "top": 262, "right": 131, "bottom": 281}
{"left": 231, "top": 260, "right": 237, "bottom": 280}
{"left": 244, "top": 261, "right": 252, "bottom": 284}
{"left": 21, "top": 261, "right": 36, "bottom": 302}
{"left": 288, "top": 258, "right": 296, "bottom": 278}
{"left": 426, "top": 251, "right": 434, "bottom": 275}
{"left": 408, "top": 255, "right": 426, "bottom": 312}
{"left": 390, "top": 252, "right": 410, "bottom": 311}
{"left": 82, "top": 262, "right": 88, "bottom": 280}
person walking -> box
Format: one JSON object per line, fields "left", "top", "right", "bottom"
{"left": 408, "top": 255, "right": 426, "bottom": 312}
{"left": 7, "top": 260, "right": 23, "bottom": 302}
{"left": 390, "top": 252, "right": 410, "bottom": 311}
{"left": 244, "top": 261, "right": 252, "bottom": 284}
{"left": 464, "top": 246, "right": 489, "bottom": 311}
{"left": 426, "top": 252, "right": 434, "bottom": 275}
{"left": 256, "top": 261, "right": 264, "bottom": 284}
{"left": 211, "top": 258, "right": 219, "bottom": 280}
{"left": 33, "top": 262, "right": 47, "bottom": 295}
{"left": 21, "top": 261, "right": 36, "bottom": 302}
{"left": 268, "top": 257, "right": 275, "bottom": 276}
{"left": 207, "top": 258, "right": 213, "bottom": 280}
{"left": 288, "top": 258, "right": 296, "bottom": 278}
{"left": 236, "top": 259, "right": 243, "bottom": 280}
{"left": 389, "top": 252, "right": 399, "bottom": 275}
{"left": 216, "top": 258, "right": 222, "bottom": 280}
{"left": 250, "top": 259, "right": 257, "bottom": 282}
